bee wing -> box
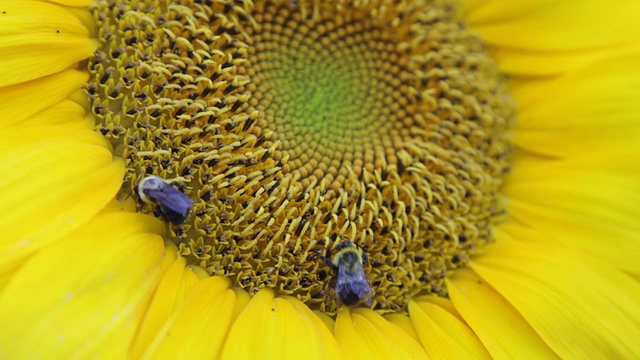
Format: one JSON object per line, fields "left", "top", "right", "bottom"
{"left": 336, "top": 264, "right": 374, "bottom": 306}
{"left": 144, "top": 185, "right": 192, "bottom": 223}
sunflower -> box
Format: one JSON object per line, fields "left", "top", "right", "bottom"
{"left": 1, "top": 0, "right": 640, "bottom": 358}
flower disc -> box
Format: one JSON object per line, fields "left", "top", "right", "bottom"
{"left": 87, "top": 0, "right": 513, "bottom": 314}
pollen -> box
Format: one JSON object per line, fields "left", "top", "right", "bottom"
{"left": 87, "top": 0, "right": 513, "bottom": 315}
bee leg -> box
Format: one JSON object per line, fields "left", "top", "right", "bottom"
{"left": 311, "top": 249, "right": 337, "bottom": 271}
{"left": 170, "top": 181, "right": 187, "bottom": 191}
{"left": 320, "top": 255, "right": 337, "bottom": 271}
{"left": 362, "top": 251, "right": 369, "bottom": 265}
{"left": 119, "top": 185, "right": 135, "bottom": 207}
{"left": 153, "top": 206, "right": 164, "bottom": 219}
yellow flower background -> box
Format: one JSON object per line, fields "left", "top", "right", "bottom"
{"left": 1, "top": 0, "right": 640, "bottom": 359}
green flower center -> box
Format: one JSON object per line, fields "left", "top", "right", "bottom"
{"left": 248, "top": 8, "right": 419, "bottom": 192}
{"left": 86, "top": 0, "right": 514, "bottom": 315}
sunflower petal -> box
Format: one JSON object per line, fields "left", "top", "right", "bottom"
{"left": 447, "top": 268, "right": 559, "bottom": 359}
{"left": 510, "top": 47, "right": 640, "bottom": 116}
{"left": 0, "top": 1, "right": 95, "bottom": 87}
{"left": 11, "top": 99, "right": 92, "bottom": 128}
{"left": 506, "top": 164, "right": 640, "bottom": 229}
{"left": 501, "top": 213, "right": 640, "bottom": 276}
{"left": 130, "top": 256, "right": 207, "bottom": 359}
{"left": 470, "top": 235, "right": 640, "bottom": 358}
{"left": 384, "top": 313, "right": 420, "bottom": 342}
{"left": 139, "top": 276, "right": 241, "bottom": 360}
{"left": 509, "top": 50, "right": 640, "bottom": 157}
{"left": 0, "top": 69, "right": 89, "bottom": 126}
{"left": 0, "top": 34, "right": 95, "bottom": 87}
{"left": 219, "top": 289, "right": 343, "bottom": 360}
{"left": 314, "top": 310, "right": 337, "bottom": 333}
{"left": 38, "top": 0, "right": 93, "bottom": 7}
{"left": 0, "top": 127, "right": 123, "bottom": 278}
{"left": 408, "top": 298, "right": 491, "bottom": 359}
{"left": 0, "top": 212, "right": 172, "bottom": 359}
{"left": 334, "top": 308, "right": 427, "bottom": 360}
{"left": 502, "top": 152, "right": 640, "bottom": 274}
{"left": 462, "top": 0, "right": 640, "bottom": 51}
{"left": 0, "top": 1, "right": 90, "bottom": 37}
{"left": 488, "top": 46, "right": 626, "bottom": 77}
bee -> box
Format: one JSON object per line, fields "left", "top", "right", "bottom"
{"left": 137, "top": 176, "right": 193, "bottom": 225}
{"left": 319, "top": 241, "right": 374, "bottom": 307}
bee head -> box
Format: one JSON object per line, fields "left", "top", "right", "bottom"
{"left": 138, "top": 176, "right": 165, "bottom": 204}
{"left": 332, "top": 242, "right": 364, "bottom": 272}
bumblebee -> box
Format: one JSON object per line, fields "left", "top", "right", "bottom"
{"left": 137, "top": 176, "right": 193, "bottom": 225}
{"left": 320, "top": 241, "right": 374, "bottom": 307}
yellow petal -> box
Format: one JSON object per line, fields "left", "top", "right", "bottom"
{"left": 513, "top": 57, "right": 640, "bottom": 122}
{"left": 447, "top": 269, "right": 559, "bottom": 359}
{"left": 334, "top": 308, "right": 427, "bottom": 360}
{"left": 130, "top": 256, "right": 207, "bottom": 359}
{"left": 509, "top": 50, "right": 640, "bottom": 157}
{"left": 0, "top": 127, "right": 123, "bottom": 278}
{"left": 499, "top": 214, "right": 640, "bottom": 275}
{"left": 140, "top": 276, "right": 241, "bottom": 360}
{"left": 315, "top": 310, "right": 337, "bottom": 333}
{"left": 470, "top": 236, "right": 640, "bottom": 358}
{"left": 384, "top": 313, "right": 420, "bottom": 343}
{"left": 12, "top": 99, "right": 92, "bottom": 129}
{"left": 39, "top": 0, "right": 93, "bottom": 7}
{"left": 0, "top": 264, "right": 20, "bottom": 294}
{"left": 462, "top": 0, "right": 640, "bottom": 51}
{"left": 220, "top": 288, "right": 343, "bottom": 360}
{"left": 0, "top": 1, "right": 89, "bottom": 37}
{"left": 507, "top": 149, "right": 640, "bottom": 184}
{"left": 0, "top": 69, "right": 88, "bottom": 126}
{"left": 230, "top": 287, "right": 251, "bottom": 321}
{"left": 502, "top": 152, "right": 640, "bottom": 274}
{"left": 492, "top": 48, "right": 598, "bottom": 77}
{"left": 0, "top": 212, "right": 172, "bottom": 359}
{"left": 506, "top": 163, "right": 640, "bottom": 229}
{"left": 0, "top": 1, "right": 96, "bottom": 87}
{"left": 408, "top": 298, "right": 491, "bottom": 359}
